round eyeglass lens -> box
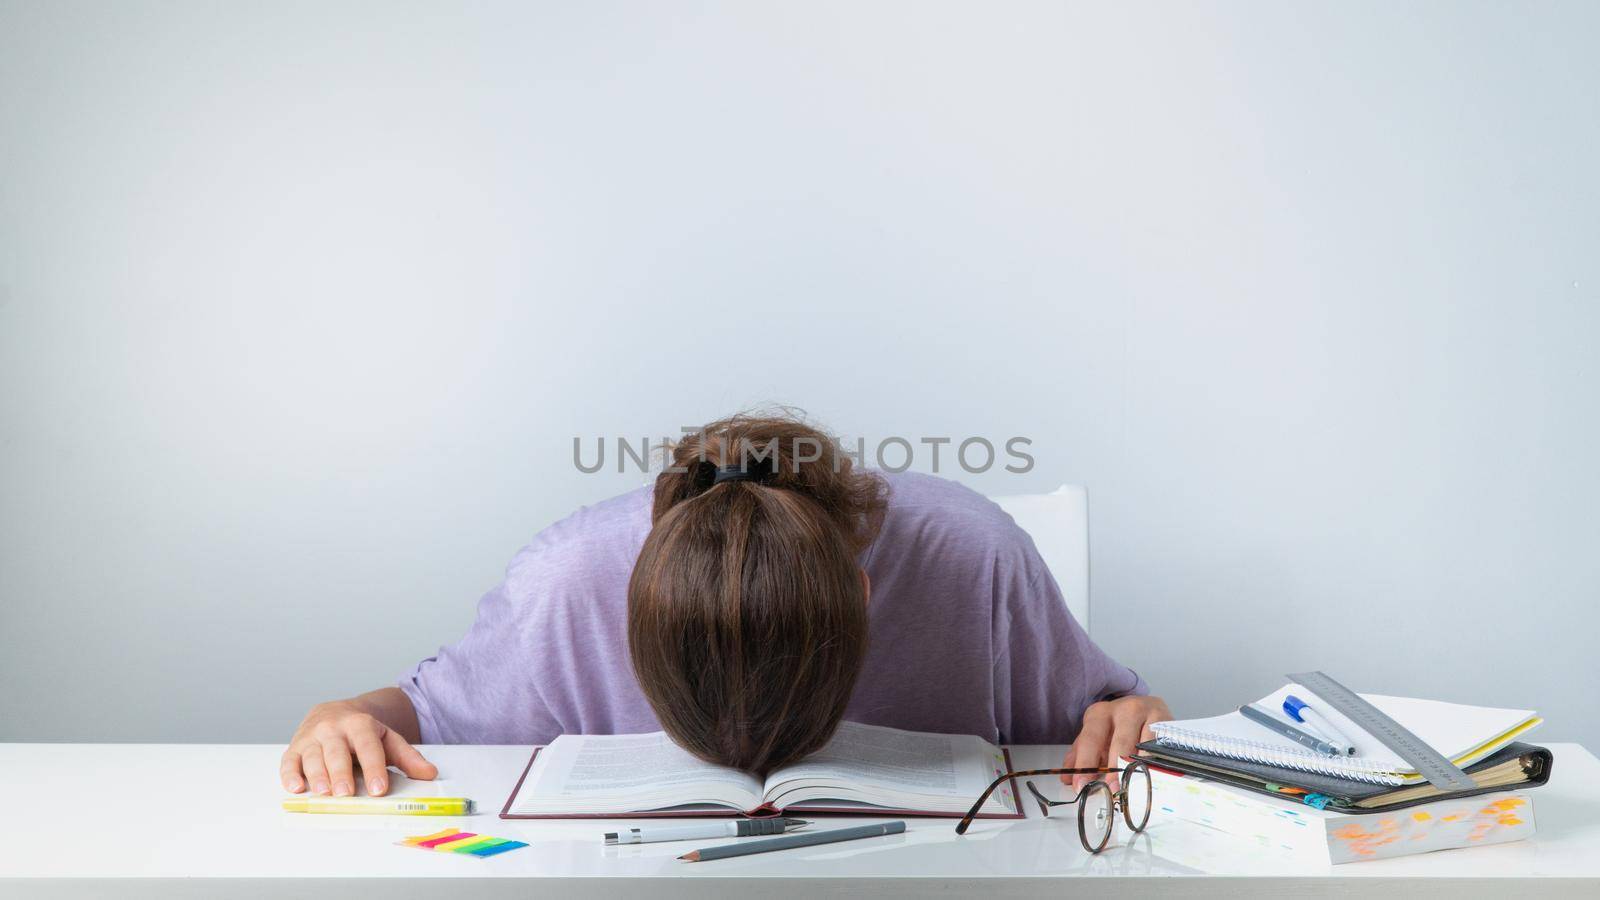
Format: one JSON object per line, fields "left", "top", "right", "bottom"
{"left": 1122, "top": 762, "right": 1152, "bottom": 832}
{"left": 1077, "top": 780, "right": 1114, "bottom": 853}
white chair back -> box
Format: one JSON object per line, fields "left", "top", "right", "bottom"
{"left": 990, "top": 484, "right": 1090, "bottom": 633}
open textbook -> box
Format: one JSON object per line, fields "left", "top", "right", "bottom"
{"left": 502, "top": 721, "right": 1022, "bottom": 819}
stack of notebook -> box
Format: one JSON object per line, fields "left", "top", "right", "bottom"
{"left": 1137, "top": 682, "right": 1551, "bottom": 862}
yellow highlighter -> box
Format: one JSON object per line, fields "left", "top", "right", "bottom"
{"left": 282, "top": 797, "right": 476, "bottom": 815}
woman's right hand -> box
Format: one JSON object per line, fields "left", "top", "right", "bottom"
{"left": 281, "top": 695, "right": 437, "bottom": 797}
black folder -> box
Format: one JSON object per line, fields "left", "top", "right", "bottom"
{"left": 1135, "top": 740, "right": 1552, "bottom": 814}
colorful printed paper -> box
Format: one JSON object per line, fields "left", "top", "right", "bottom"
{"left": 1326, "top": 795, "right": 1532, "bottom": 861}
{"left": 401, "top": 828, "right": 529, "bottom": 858}
{"left": 1151, "top": 768, "right": 1536, "bottom": 864}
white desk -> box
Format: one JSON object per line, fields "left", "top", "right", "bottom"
{"left": 2, "top": 742, "right": 1597, "bottom": 897}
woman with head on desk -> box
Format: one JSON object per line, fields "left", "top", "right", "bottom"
{"left": 279, "top": 412, "right": 1170, "bottom": 797}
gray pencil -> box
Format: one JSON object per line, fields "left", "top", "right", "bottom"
{"left": 1239, "top": 703, "right": 1341, "bottom": 756}
{"left": 678, "top": 821, "right": 907, "bottom": 862}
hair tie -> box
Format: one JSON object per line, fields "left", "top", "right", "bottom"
{"left": 712, "top": 465, "right": 760, "bottom": 485}
{"left": 711, "top": 454, "right": 778, "bottom": 486}
{"left": 687, "top": 457, "right": 776, "bottom": 495}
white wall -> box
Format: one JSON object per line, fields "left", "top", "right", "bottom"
{"left": 2, "top": 1, "right": 1596, "bottom": 747}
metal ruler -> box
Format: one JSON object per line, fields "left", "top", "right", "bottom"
{"left": 1288, "top": 670, "right": 1477, "bottom": 792}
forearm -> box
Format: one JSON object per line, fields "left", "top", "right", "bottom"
{"left": 345, "top": 686, "right": 423, "bottom": 744}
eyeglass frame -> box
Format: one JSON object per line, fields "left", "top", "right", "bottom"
{"left": 954, "top": 759, "right": 1153, "bottom": 853}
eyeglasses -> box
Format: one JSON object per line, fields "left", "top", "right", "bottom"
{"left": 954, "top": 760, "right": 1152, "bottom": 853}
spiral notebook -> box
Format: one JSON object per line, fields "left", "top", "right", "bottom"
{"left": 1150, "top": 683, "right": 1542, "bottom": 786}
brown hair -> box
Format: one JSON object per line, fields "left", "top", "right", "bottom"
{"left": 627, "top": 413, "right": 887, "bottom": 774}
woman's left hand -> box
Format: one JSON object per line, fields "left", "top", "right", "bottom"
{"left": 1062, "top": 695, "right": 1172, "bottom": 791}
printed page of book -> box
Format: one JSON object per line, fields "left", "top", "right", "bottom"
{"left": 508, "top": 732, "right": 764, "bottom": 815}
{"left": 761, "top": 721, "right": 1018, "bottom": 814}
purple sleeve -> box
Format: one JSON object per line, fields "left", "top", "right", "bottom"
{"left": 991, "top": 558, "right": 1147, "bottom": 745}
{"left": 397, "top": 577, "right": 562, "bottom": 745}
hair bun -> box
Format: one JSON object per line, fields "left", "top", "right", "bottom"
{"left": 655, "top": 412, "right": 887, "bottom": 555}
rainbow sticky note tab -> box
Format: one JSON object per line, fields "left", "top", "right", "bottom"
{"left": 401, "top": 828, "right": 529, "bottom": 858}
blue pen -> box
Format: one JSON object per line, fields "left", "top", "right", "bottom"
{"left": 1283, "top": 695, "right": 1357, "bottom": 756}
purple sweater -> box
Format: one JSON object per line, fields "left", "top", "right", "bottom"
{"left": 399, "top": 471, "right": 1147, "bottom": 746}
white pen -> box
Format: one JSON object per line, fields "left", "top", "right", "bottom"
{"left": 605, "top": 817, "right": 810, "bottom": 845}
{"left": 1283, "top": 695, "right": 1358, "bottom": 755}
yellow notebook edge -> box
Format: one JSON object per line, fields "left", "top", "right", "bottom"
{"left": 1390, "top": 716, "right": 1543, "bottom": 784}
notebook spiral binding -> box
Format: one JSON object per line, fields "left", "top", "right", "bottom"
{"left": 1151, "top": 726, "right": 1405, "bottom": 786}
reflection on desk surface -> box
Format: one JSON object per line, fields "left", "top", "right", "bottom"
{"left": 1, "top": 742, "right": 1597, "bottom": 885}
